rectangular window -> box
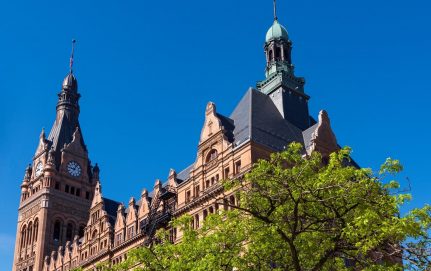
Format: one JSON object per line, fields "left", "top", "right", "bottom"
{"left": 65, "top": 185, "right": 69, "bottom": 193}
{"left": 169, "top": 227, "right": 177, "bottom": 243}
{"left": 195, "top": 185, "right": 200, "bottom": 197}
{"left": 206, "top": 179, "right": 210, "bottom": 188}
{"left": 116, "top": 233, "right": 123, "bottom": 246}
{"left": 235, "top": 160, "right": 241, "bottom": 174}
{"left": 127, "top": 226, "right": 135, "bottom": 239}
{"left": 76, "top": 189, "right": 81, "bottom": 197}
{"left": 195, "top": 214, "right": 200, "bottom": 229}
{"left": 55, "top": 182, "right": 60, "bottom": 190}
{"left": 70, "top": 187, "right": 75, "bottom": 195}
{"left": 185, "top": 190, "right": 191, "bottom": 203}
{"left": 224, "top": 167, "right": 230, "bottom": 179}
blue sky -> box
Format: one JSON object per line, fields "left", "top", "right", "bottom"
{"left": 1, "top": 0, "right": 431, "bottom": 269}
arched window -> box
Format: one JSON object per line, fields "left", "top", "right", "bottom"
{"left": 92, "top": 230, "right": 98, "bottom": 240}
{"left": 66, "top": 223, "right": 74, "bottom": 241}
{"left": 268, "top": 50, "right": 273, "bottom": 61}
{"left": 21, "top": 225, "right": 27, "bottom": 248}
{"left": 27, "top": 222, "right": 33, "bottom": 246}
{"left": 33, "top": 219, "right": 39, "bottom": 243}
{"left": 275, "top": 47, "right": 281, "bottom": 60}
{"left": 53, "top": 220, "right": 61, "bottom": 242}
{"left": 78, "top": 225, "right": 85, "bottom": 238}
{"left": 205, "top": 149, "right": 218, "bottom": 163}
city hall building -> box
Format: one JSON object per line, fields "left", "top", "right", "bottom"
{"left": 13, "top": 9, "right": 339, "bottom": 271}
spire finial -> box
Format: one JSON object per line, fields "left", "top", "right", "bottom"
{"left": 69, "top": 39, "right": 76, "bottom": 73}
{"left": 273, "top": 0, "right": 278, "bottom": 21}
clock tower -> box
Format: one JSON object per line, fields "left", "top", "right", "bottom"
{"left": 12, "top": 44, "right": 98, "bottom": 271}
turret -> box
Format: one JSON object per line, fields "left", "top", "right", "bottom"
{"left": 257, "top": 1, "right": 311, "bottom": 130}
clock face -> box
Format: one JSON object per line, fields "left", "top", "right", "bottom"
{"left": 67, "top": 161, "right": 82, "bottom": 177}
{"left": 35, "top": 162, "right": 43, "bottom": 177}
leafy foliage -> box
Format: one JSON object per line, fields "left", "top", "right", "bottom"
{"left": 101, "top": 143, "right": 431, "bottom": 270}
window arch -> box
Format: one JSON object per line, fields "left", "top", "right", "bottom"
{"left": 205, "top": 149, "right": 218, "bottom": 163}
{"left": 53, "top": 220, "right": 61, "bottom": 242}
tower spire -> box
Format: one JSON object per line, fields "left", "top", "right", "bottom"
{"left": 69, "top": 39, "right": 76, "bottom": 73}
{"left": 273, "top": 0, "right": 277, "bottom": 21}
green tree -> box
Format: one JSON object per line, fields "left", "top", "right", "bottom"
{"left": 111, "top": 143, "right": 431, "bottom": 270}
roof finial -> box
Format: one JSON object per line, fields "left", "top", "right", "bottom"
{"left": 273, "top": 0, "right": 278, "bottom": 21}
{"left": 69, "top": 39, "right": 76, "bottom": 73}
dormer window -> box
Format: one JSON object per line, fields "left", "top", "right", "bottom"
{"left": 205, "top": 149, "right": 218, "bottom": 163}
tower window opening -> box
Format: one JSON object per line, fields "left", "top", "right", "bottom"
{"left": 27, "top": 222, "right": 33, "bottom": 246}
{"left": 78, "top": 225, "right": 85, "bottom": 238}
{"left": 33, "top": 219, "right": 39, "bottom": 243}
{"left": 53, "top": 220, "right": 61, "bottom": 242}
{"left": 70, "top": 186, "right": 75, "bottom": 195}
{"left": 20, "top": 226, "right": 27, "bottom": 248}
{"left": 66, "top": 223, "right": 74, "bottom": 241}
{"left": 275, "top": 47, "right": 281, "bottom": 60}
{"left": 269, "top": 50, "right": 273, "bottom": 61}
{"left": 55, "top": 182, "right": 60, "bottom": 190}
{"left": 65, "top": 185, "right": 69, "bottom": 193}
{"left": 76, "top": 188, "right": 81, "bottom": 197}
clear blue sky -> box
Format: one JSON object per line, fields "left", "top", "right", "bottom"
{"left": 1, "top": 0, "right": 430, "bottom": 269}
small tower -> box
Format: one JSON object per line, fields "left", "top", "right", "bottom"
{"left": 257, "top": 0, "right": 311, "bottom": 130}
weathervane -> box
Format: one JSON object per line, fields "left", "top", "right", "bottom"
{"left": 273, "top": 0, "right": 278, "bottom": 21}
{"left": 69, "top": 39, "right": 76, "bottom": 73}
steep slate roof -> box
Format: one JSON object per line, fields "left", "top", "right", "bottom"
{"left": 228, "top": 88, "right": 304, "bottom": 151}
{"left": 47, "top": 113, "right": 86, "bottom": 167}
{"left": 177, "top": 163, "right": 194, "bottom": 182}
{"left": 48, "top": 114, "right": 81, "bottom": 150}
{"left": 102, "top": 197, "right": 121, "bottom": 225}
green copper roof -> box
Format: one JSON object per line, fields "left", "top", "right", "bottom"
{"left": 265, "top": 20, "right": 289, "bottom": 42}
